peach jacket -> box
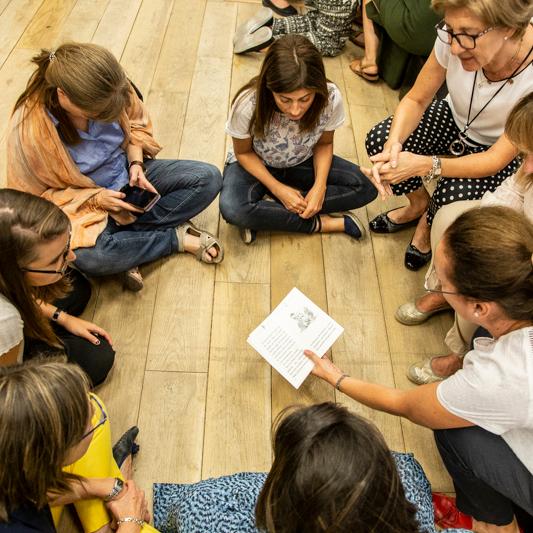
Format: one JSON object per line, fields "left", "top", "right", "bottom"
{"left": 7, "top": 87, "right": 162, "bottom": 249}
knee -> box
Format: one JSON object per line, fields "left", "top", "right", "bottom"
{"left": 365, "top": 119, "right": 391, "bottom": 156}
{"left": 73, "top": 249, "right": 108, "bottom": 277}
{"left": 197, "top": 162, "right": 223, "bottom": 196}
{"left": 88, "top": 339, "right": 115, "bottom": 387}
{"left": 219, "top": 189, "right": 247, "bottom": 227}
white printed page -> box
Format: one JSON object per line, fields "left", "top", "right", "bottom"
{"left": 247, "top": 288, "right": 343, "bottom": 388}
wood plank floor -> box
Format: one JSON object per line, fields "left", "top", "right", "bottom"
{"left": 0, "top": 0, "right": 455, "bottom": 521}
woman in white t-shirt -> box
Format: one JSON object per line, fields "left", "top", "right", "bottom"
{"left": 0, "top": 189, "right": 114, "bottom": 386}
{"left": 306, "top": 205, "right": 533, "bottom": 532}
{"left": 363, "top": 0, "right": 532, "bottom": 271}
{"left": 220, "top": 34, "right": 377, "bottom": 244}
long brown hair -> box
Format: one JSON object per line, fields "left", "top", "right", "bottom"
{"left": 14, "top": 42, "right": 131, "bottom": 145}
{"left": 444, "top": 206, "right": 533, "bottom": 321}
{"left": 256, "top": 403, "right": 419, "bottom": 532}
{"left": 0, "top": 359, "right": 90, "bottom": 521}
{"left": 233, "top": 35, "right": 329, "bottom": 139}
{"left": 0, "top": 189, "right": 71, "bottom": 347}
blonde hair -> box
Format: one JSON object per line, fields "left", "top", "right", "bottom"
{"left": 0, "top": 359, "right": 90, "bottom": 521}
{"left": 14, "top": 42, "right": 131, "bottom": 144}
{"left": 431, "top": 0, "right": 533, "bottom": 39}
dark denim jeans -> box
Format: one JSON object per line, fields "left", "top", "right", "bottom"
{"left": 219, "top": 155, "right": 377, "bottom": 233}
{"left": 74, "top": 159, "right": 222, "bottom": 276}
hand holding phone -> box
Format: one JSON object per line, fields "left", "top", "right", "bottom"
{"left": 119, "top": 184, "right": 161, "bottom": 212}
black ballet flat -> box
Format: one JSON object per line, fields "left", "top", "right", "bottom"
{"left": 369, "top": 209, "right": 420, "bottom": 234}
{"left": 262, "top": 0, "right": 297, "bottom": 16}
{"left": 112, "top": 426, "right": 140, "bottom": 467}
{"left": 404, "top": 243, "right": 432, "bottom": 271}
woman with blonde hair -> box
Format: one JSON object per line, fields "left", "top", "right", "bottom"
{"left": 307, "top": 206, "right": 533, "bottom": 532}
{"left": 0, "top": 188, "right": 114, "bottom": 386}
{"left": 8, "top": 42, "right": 223, "bottom": 292}
{"left": 0, "top": 359, "right": 156, "bottom": 532}
{"left": 397, "top": 92, "right": 533, "bottom": 384}
{"left": 363, "top": 0, "right": 532, "bottom": 271}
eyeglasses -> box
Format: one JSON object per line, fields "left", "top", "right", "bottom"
{"left": 435, "top": 20, "right": 495, "bottom": 50}
{"left": 80, "top": 394, "right": 108, "bottom": 441}
{"left": 424, "top": 269, "right": 460, "bottom": 296}
{"left": 21, "top": 231, "right": 71, "bottom": 276}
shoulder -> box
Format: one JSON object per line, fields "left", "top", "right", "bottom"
{"left": 0, "top": 294, "right": 24, "bottom": 354}
{"left": 0, "top": 294, "right": 23, "bottom": 326}
{"left": 326, "top": 82, "right": 342, "bottom": 105}
{"left": 433, "top": 37, "right": 450, "bottom": 69}
{"left": 232, "top": 88, "right": 256, "bottom": 114}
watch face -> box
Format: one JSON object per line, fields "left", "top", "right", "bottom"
{"left": 116, "top": 478, "right": 124, "bottom": 490}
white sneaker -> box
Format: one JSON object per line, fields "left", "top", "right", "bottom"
{"left": 234, "top": 26, "right": 273, "bottom": 54}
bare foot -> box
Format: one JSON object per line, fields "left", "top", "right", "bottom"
{"left": 430, "top": 353, "right": 462, "bottom": 378}
{"left": 318, "top": 215, "right": 344, "bottom": 233}
{"left": 183, "top": 232, "right": 218, "bottom": 262}
{"left": 120, "top": 454, "right": 133, "bottom": 480}
{"left": 415, "top": 291, "right": 448, "bottom": 313}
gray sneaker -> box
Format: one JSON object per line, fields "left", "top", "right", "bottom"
{"left": 233, "top": 7, "right": 273, "bottom": 43}
{"left": 234, "top": 26, "right": 273, "bottom": 54}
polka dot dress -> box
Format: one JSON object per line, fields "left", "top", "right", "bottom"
{"left": 365, "top": 99, "right": 521, "bottom": 225}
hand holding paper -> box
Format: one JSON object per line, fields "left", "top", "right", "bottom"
{"left": 247, "top": 288, "right": 344, "bottom": 388}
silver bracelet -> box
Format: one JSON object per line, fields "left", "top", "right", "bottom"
{"left": 116, "top": 516, "right": 144, "bottom": 527}
{"left": 423, "top": 155, "right": 442, "bottom": 184}
{"left": 335, "top": 373, "right": 349, "bottom": 391}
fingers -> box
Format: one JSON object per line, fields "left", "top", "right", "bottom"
{"left": 369, "top": 152, "right": 391, "bottom": 163}
{"left": 304, "top": 349, "right": 320, "bottom": 361}
{"left": 91, "top": 326, "right": 113, "bottom": 346}
{"left": 78, "top": 329, "right": 102, "bottom": 345}
{"left": 115, "top": 199, "right": 144, "bottom": 214}
{"left": 390, "top": 142, "right": 402, "bottom": 169}
{"left": 371, "top": 162, "right": 383, "bottom": 185}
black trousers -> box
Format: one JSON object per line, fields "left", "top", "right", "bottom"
{"left": 24, "top": 269, "right": 115, "bottom": 387}
{"left": 434, "top": 426, "right": 533, "bottom": 527}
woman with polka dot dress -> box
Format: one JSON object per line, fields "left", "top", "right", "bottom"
{"left": 362, "top": 0, "right": 532, "bottom": 271}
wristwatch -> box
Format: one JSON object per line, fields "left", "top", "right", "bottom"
{"left": 423, "top": 155, "right": 442, "bottom": 184}
{"left": 104, "top": 478, "right": 125, "bottom": 502}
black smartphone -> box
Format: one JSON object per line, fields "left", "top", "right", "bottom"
{"left": 120, "top": 184, "right": 160, "bottom": 212}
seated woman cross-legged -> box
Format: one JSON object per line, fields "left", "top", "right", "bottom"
{"left": 307, "top": 206, "right": 533, "bottom": 533}
{"left": 152, "top": 402, "right": 468, "bottom": 532}
{"left": 8, "top": 42, "right": 223, "bottom": 292}
{"left": 0, "top": 189, "right": 114, "bottom": 387}
{"left": 220, "top": 34, "right": 377, "bottom": 245}
{"left": 0, "top": 359, "right": 158, "bottom": 533}
{"left": 363, "top": 0, "right": 532, "bottom": 271}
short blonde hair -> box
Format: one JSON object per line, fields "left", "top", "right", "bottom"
{"left": 431, "top": 0, "right": 533, "bottom": 39}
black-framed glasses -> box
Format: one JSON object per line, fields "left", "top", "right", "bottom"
{"left": 435, "top": 20, "right": 495, "bottom": 50}
{"left": 20, "top": 231, "right": 71, "bottom": 276}
{"left": 424, "top": 269, "right": 460, "bottom": 296}
{"left": 80, "top": 394, "right": 108, "bottom": 441}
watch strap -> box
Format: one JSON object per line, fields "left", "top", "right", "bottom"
{"left": 104, "top": 477, "right": 124, "bottom": 502}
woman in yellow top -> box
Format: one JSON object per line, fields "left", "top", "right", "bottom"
{"left": 0, "top": 359, "right": 159, "bottom": 533}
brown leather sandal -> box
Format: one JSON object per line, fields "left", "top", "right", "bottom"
{"left": 176, "top": 221, "right": 224, "bottom": 264}
{"left": 349, "top": 57, "right": 379, "bottom": 82}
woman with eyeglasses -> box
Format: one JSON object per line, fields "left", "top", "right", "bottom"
{"left": 0, "top": 359, "right": 158, "bottom": 532}
{"left": 400, "top": 92, "right": 533, "bottom": 385}
{"left": 0, "top": 188, "right": 114, "bottom": 386}
{"left": 362, "top": 0, "right": 532, "bottom": 272}
{"left": 306, "top": 205, "right": 533, "bottom": 532}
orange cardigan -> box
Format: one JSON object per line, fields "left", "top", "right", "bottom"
{"left": 7, "top": 87, "right": 162, "bottom": 249}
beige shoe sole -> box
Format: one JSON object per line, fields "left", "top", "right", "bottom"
{"left": 395, "top": 300, "right": 450, "bottom": 326}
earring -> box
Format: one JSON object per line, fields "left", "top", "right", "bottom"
{"left": 474, "top": 311, "right": 480, "bottom": 317}
{"left": 504, "top": 36, "right": 509, "bottom": 41}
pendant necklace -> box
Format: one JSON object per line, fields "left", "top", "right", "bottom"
{"left": 449, "top": 43, "right": 533, "bottom": 156}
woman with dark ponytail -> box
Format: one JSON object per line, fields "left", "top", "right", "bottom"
{"left": 8, "top": 43, "right": 224, "bottom": 292}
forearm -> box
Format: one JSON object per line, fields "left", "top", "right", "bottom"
{"left": 235, "top": 151, "right": 283, "bottom": 194}
{"left": 440, "top": 149, "right": 517, "bottom": 179}
{"left": 126, "top": 144, "right": 144, "bottom": 165}
{"left": 48, "top": 477, "right": 116, "bottom": 507}
{"left": 312, "top": 141, "right": 333, "bottom": 189}
{"left": 386, "top": 97, "right": 428, "bottom": 146}
{"left": 334, "top": 375, "right": 410, "bottom": 417}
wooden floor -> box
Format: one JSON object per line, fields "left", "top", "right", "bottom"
{"left": 0, "top": 0, "right": 455, "bottom": 516}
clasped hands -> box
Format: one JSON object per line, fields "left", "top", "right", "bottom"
{"left": 274, "top": 182, "right": 325, "bottom": 219}
{"left": 361, "top": 142, "right": 431, "bottom": 199}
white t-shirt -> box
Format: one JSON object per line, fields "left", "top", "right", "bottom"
{"left": 434, "top": 37, "right": 533, "bottom": 145}
{"left": 437, "top": 327, "right": 533, "bottom": 473}
{"left": 0, "top": 294, "right": 24, "bottom": 362}
{"left": 225, "top": 82, "right": 345, "bottom": 168}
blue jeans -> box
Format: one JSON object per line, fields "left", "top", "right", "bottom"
{"left": 219, "top": 156, "right": 377, "bottom": 233}
{"left": 74, "top": 159, "right": 222, "bottom": 276}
